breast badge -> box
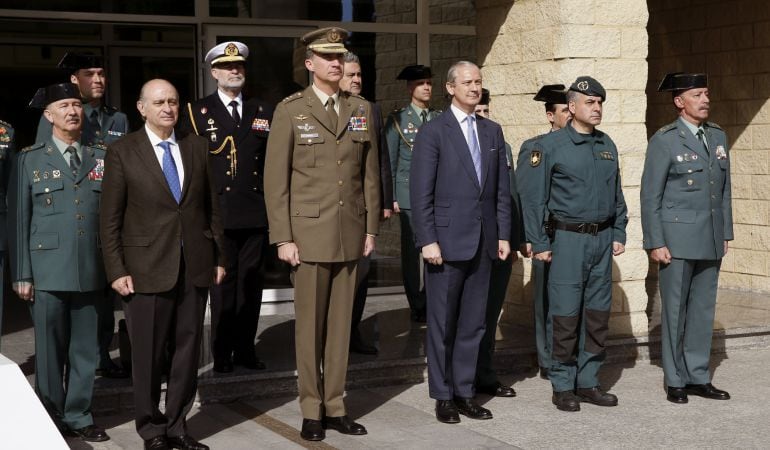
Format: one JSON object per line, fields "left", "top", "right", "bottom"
{"left": 530, "top": 149, "right": 542, "bottom": 167}
{"left": 716, "top": 145, "right": 727, "bottom": 160}
{"left": 252, "top": 118, "right": 270, "bottom": 132}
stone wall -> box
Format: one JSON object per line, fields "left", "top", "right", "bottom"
{"left": 477, "top": 0, "right": 651, "bottom": 336}
{"left": 647, "top": 0, "right": 770, "bottom": 292}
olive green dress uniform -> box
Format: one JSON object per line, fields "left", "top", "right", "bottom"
{"left": 515, "top": 134, "right": 551, "bottom": 371}
{"left": 523, "top": 122, "right": 628, "bottom": 393}
{"left": 264, "top": 86, "right": 380, "bottom": 420}
{"left": 8, "top": 138, "right": 107, "bottom": 430}
{"left": 641, "top": 118, "right": 732, "bottom": 388}
{"left": 0, "top": 120, "right": 13, "bottom": 344}
{"left": 385, "top": 104, "right": 440, "bottom": 318}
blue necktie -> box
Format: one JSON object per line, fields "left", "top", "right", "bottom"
{"left": 159, "top": 141, "right": 181, "bottom": 203}
{"left": 466, "top": 115, "right": 481, "bottom": 183}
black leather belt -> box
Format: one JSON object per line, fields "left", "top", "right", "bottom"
{"left": 550, "top": 217, "right": 613, "bottom": 236}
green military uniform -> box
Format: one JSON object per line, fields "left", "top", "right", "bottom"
{"left": 385, "top": 104, "right": 440, "bottom": 318}
{"left": 0, "top": 120, "right": 13, "bottom": 345}
{"left": 36, "top": 103, "right": 129, "bottom": 147}
{"left": 641, "top": 117, "right": 732, "bottom": 388}
{"left": 523, "top": 120, "right": 628, "bottom": 393}
{"left": 516, "top": 135, "right": 551, "bottom": 372}
{"left": 9, "top": 136, "right": 107, "bottom": 430}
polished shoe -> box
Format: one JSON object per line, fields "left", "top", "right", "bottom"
{"left": 167, "top": 434, "right": 209, "bottom": 450}
{"left": 552, "top": 390, "right": 580, "bottom": 412}
{"left": 350, "top": 336, "right": 378, "bottom": 355}
{"left": 96, "top": 363, "right": 130, "bottom": 379}
{"left": 144, "top": 435, "right": 169, "bottom": 450}
{"left": 435, "top": 400, "right": 461, "bottom": 423}
{"left": 684, "top": 383, "right": 731, "bottom": 400}
{"left": 212, "top": 360, "right": 234, "bottom": 373}
{"left": 454, "top": 397, "right": 493, "bottom": 420}
{"left": 234, "top": 355, "right": 266, "bottom": 370}
{"left": 67, "top": 424, "right": 110, "bottom": 442}
{"left": 666, "top": 386, "right": 688, "bottom": 404}
{"left": 300, "top": 419, "right": 325, "bottom": 441}
{"left": 539, "top": 367, "right": 549, "bottom": 380}
{"left": 477, "top": 382, "right": 516, "bottom": 397}
{"left": 324, "top": 415, "right": 367, "bottom": 435}
{"left": 576, "top": 387, "right": 618, "bottom": 407}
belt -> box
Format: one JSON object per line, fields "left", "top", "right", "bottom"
{"left": 550, "top": 217, "right": 613, "bottom": 236}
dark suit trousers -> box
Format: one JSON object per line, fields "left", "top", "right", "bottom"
{"left": 210, "top": 228, "right": 266, "bottom": 363}
{"left": 399, "top": 210, "right": 425, "bottom": 314}
{"left": 426, "top": 245, "right": 492, "bottom": 400}
{"left": 123, "top": 261, "right": 208, "bottom": 440}
{"left": 475, "top": 256, "right": 512, "bottom": 388}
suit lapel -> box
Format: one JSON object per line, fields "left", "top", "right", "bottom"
{"left": 135, "top": 132, "right": 177, "bottom": 203}
{"left": 179, "top": 136, "right": 194, "bottom": 202}
{"left": 677, "top": 120, "right": 709, "bottom": 162}
{"left": 210, "top": 94, "right": 238, "bottom": 136}
{"left": 445, "top": 114, "right": 480, "bottom": 190}
{"left": 477, "top": 116, "right": 492, "bottom": 190}
{"left": 306, "top": 86, "right": 335, "bottom": 135}
{"left": 237, "top": 98, "right": 259, "bottom": 142}
{"left": 337, "top": 94, "right": 353, "bottom": 137}
{"left": 44, "top": 139, "right": 75, "bottom": 181}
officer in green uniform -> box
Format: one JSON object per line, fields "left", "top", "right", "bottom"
{"left": 473, "top": 89, "right": 521, "bottom": 398}
{"left": 522, "top": 76, "right": 628, "bottom": 412}
{"left": 35, "top": 52, "right": 130, "bottom": 378}
{"left": 515, "top": 84, "right": 571, "bottom": 379}
{"left": 9, "top": 83, "right": 109, "bottom": 442}
{"left": 641, "top": 73, "right": 732, "bottom": 404}
{"left": 0, "top": 119, "right": 13, "bottom": 346}
{"left": 385, "top": 64, "right": 440, "bottom": 322}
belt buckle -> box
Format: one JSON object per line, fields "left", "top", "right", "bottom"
{"left": 588, "top": 223, "right": 599, "bottom": 235}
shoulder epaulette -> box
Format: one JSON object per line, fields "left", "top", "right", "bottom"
{"left": 656, "top": 122, "right": 677, "bottom": 134}
{"left": 282, "top": 91, "right": 303, "bottom": 103}
{"left": 0, "top": 119, "right": 11, "bottom": 128}
{"left": 706, "top": 121, "right": 723, "bottom": 130}
{"left": 21, "top": 142, "right": 45, "bottom": 153}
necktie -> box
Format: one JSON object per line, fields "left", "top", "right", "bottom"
{"left": 229, "top": 100, "right": 241, "bottom": 125}
{"left": 65, "top": 145, "right": 80, "bottom": 174}
{"left": 159, "top": 141, "right": 182, "bottom": 203}
{"left": 89, "top": 109, "right": 100, "bottom": 131}
{"left": 327, "top": 97, "right": 338, "bottom": 131}
{"left": 421, "top": 110, "right": 428, "bottom": 124}
{"left": 466, "top": 115, "right": 482, "bottom": 183}
{"left": 697, "top": 128, "right": 709, "bottom": 155}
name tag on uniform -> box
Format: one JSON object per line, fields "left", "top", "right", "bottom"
{"left": 300, "top": 133, "right": 319, "bottom": 139}
{"left": 107, "top": 130, "right": 125, "bottom": 137}
{"left": 252, "top": 118, "right": 270, "bottom": 132}
{"left": 348, "top": 116, "right": 368, "bottom": 132}
{"left": 88, "top": 158, "right": 105, "bottom": 181}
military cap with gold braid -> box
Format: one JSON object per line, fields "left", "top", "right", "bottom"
{"left": 205, "top": 41, "right": 249, "bottom": 66}
{"left": 301, "top": 27, "right": 349, "bottom": 54}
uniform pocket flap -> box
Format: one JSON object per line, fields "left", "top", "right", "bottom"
{"left": 674, "top": 162, "right": 703, "bottom": 174}
{"left": 32, "top": 178, "right": 64, "bottom": 195}
{"left": 122, "top": 235, "right": 152, "bottom": 247}
{"left": 292, "top": 202, "right": 320, "bottom": 218}
{"left": 31, "top": 232, "right": 59, "bottom": 250}
{"left": 661, "top": 209, "right": 696, "bottom": 223}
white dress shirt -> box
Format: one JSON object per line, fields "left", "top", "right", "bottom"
{"left": 450, "top": 103, "right": 480, "bottom": 149}
{"left": 218, "top": 89, "right": 243, "bottom": 120}
{"left": 145, "top": 124, "right": 185, "bottom": 188}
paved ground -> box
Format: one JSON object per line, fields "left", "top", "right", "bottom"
{"left": 68, "top": 345, "right": 770, "bottom": 449}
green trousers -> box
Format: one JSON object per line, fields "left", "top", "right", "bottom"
{"left": 532, "top": 259, "right": 551, "bottom": 370}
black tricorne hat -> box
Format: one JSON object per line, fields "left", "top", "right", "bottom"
{"left": 534, "top": 84, "right": 567, "bottom": 104}
{"left": 57, "top": 52, "right": 104, "bottom": 74}
{"left": 658, "top": 72, "right": 708, "bottom": 92}
{"left": 29, "top": 83, "right": 82, "bottom": 109}
{"left": 397, "top": 64, "right": 432, "bottom": 81}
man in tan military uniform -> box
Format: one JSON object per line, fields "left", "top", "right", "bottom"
{"left": 264, "top": 27, "right": 380, "bottom": 442}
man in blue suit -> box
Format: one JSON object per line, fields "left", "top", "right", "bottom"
{"left": 410, "top": 61, "right": 512, "bottom": 424}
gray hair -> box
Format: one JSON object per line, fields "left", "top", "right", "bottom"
{"left": 565, "top": 89, "right": 580, "bottom": 104}
{"left": 446, "top": 61, "right": 479, "bottom": 84}
{"left": 343, "top": 52, "right": 360, "bottom": 64}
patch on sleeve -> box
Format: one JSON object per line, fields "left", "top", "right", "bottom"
{"left": 530, "top": 149, "right": 542, "bottom": 167}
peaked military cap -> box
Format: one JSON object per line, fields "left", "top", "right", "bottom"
{"left": 397, "top": 64, "right": 432, "bottom": 81}
{"left": 534, "top": 84, "right": 567, "bottom": 104}
{"left": 479, "top": 88, "right": 491, "bottom": 105}
{"left": 658, "top": 72, "right": 708, "bottom": 92}
{"left": 205, "top": 41, "right": 249, "bottom": 66}
{"left": 58, "top": 52, "right": 104, "bottom": 74}
{"left": 569, "top": 76, "right": 606, "bottom": 101}
{"left": 301, "top": 27, "right": 349, "bottom": 54}
{"left": 29, "top": 83, "right": 81, "bottom": 109}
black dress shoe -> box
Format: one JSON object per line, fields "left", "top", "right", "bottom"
{"left": 300, "top": 419, "right": 325, "bottom": 441}
{"left": 213, "top": 360, "right": 234, "bottom": 373}
{"left": 350, "top": 337, "right": 378, "bottom": 355}
{"left": 539, "top": 367, "right": 549, "bottom": 380}
{"left": 67, "top": 424, "right": 110, "bottom": 442}
{"left": 96, "top": 365, "right": 130, "bottom": 378}
{"left": 323, "top": 415, "right": 368, "bottom": 435}
{"left": 167, "top": 434, "right": 209, "bottom": 450}
{"left": 552, "top": 391, "right": 580, "bottom": 412}
{"left": 477, "top": 382, "right": 516, "bottom": 397}
{"left": 454, "top": 397, "right": 493, "bottom": 420}
{"left": 144, "top": 435, "right": 169, "bottom": 450}
{"left": 684, "top": 383, "right": 731, "bottom": 400}
{"left": 667, "top": 386, "right": 688, "bottom": 404}
{"left": 435, "top": 400, "right": 461, "bottom": 423}
{"left": 576, "top": 387, "right": 618, "bottom": 407}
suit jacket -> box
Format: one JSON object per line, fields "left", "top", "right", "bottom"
{"left": 641, "top": 118, "right": 733, "bottom": 260}
{"left": 385, "top": 105, "right": 441, "bottom": 209}
{"left": 409, "top": 109, "right": 512, "bottom": 261}
{"left": 264, "top": 86, "right": 381, "bottom": 263}
{"left": 99, "top": 129, "right": 225, "bottom": 293}
{"left": 371, "top": 103, "right": 393, "bottom": 209}
{"left": 178, "top": 92, "right": 273, "bottom": 229}
{"left": 37, "top": 104, "right": 129, "bottom": 147}
{"left": 0, "top": 120, "right": 13, "bottom": 251}
{"left": 9, "top": 139, "right": 106, "bottom": 291}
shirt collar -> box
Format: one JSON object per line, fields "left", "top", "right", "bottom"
{"left": 145, "top": 124, "right": 177, "bottom": 148}
{"left": 83, "top": 103, "right": 100, "bottom": 120}
{"left": 450, "top": 103, "right": 474, "bottom": 125}
{"left": 217, "top": 90, "right": 243, "bottom": 108}
{"left": 51, "top": 135, "right": 81, "bottom": 155}
{"left": 410, "top": 103, "right": 428, "bottom": 117}
{"left": 311, "top": 84, "right": 339, "bottom": 108}
{"left": 679, "top": 116, "right": 704, "bottom": 137}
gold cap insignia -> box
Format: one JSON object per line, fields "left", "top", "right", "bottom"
{"left": 225, "top": 43, "right": 239, "bottom": 56}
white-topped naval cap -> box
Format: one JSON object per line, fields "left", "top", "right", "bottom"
{"left": 205, "top": 41, "right": 249, "bottom": 66}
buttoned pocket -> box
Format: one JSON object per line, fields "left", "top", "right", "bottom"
{"left": 661, "top": 209, "right": 696, "bottom": 224}
{"left": 674, "top": 162, "right": 704, "bottom": 174}
{"left": 30, "top": 232, "right": 59, "bottom": 251}
{"left": 32, "top": 178, "right": 64, "bottom": 215}
{"left": 295, "top": 134, "right": 324, "bottom": 168}
{"left": 291, "top": 202, "right": 320, "bottom": 218}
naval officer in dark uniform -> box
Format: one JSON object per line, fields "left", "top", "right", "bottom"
{"left": 515, "top": 84, "right": 571, "bottom": 379}
{"left": 10, "top": 83, "right": 110, "bottom": 442}
{"left": 385, "top": 64, "right": 440, "bottom": 322}
{"left": 179, "top": 41, "right": 273, "bottom": 374}
{"left": 641, "top": 73, "right": 732, "bottom": 404}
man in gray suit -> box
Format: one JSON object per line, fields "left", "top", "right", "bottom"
{"left": 641, "top": 72, "right": 733, "bottom": 404}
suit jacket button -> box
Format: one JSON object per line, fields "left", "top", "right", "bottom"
{"left": 253, "top": 171, "right": 257, "bottom": 175}
{"left": 477, "top": 216, "right": 481, "bottom": 220}
{"left": 44, "top": 187, "right": 50, "bottom": 193}
{"left": 226, "top": 171, "right": 231, "bottom": 175}
{"left": 339, "top": 200, "right": 344, "bottom": 206}
{"left": 336, "top": 140, "right": 341, "bottom": 144}
{"left": 78, "top": 230, "right": 85, "bottom": 236}
{"left": 337, "top": 160, "right": 342, "bottom": 165}
{"left": 225, "top": 186, "right": 231, "bottom": 191}
{"left": 338, "top": 180, "right": 343, "bottom": 186}
{"left": 37, "top": 244, "right": 42, "bottom": 249}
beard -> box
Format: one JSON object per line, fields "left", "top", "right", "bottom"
{"left": 220, "top": 77, "right": 245, "bottom": 89}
